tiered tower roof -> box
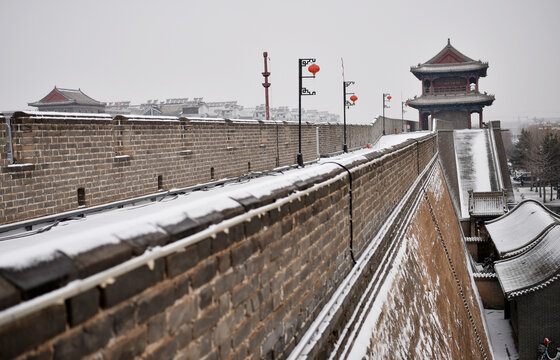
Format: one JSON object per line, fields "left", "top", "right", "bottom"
{"left": 407, "top": 39, "right": 494, "bottom": 113}
{"left": 410, "top": 39, "right": 489, "bottom": 79}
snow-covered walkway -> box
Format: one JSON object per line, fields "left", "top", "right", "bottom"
{"left": 484, "top": 309, "right": 519, "bottom": 359}
{"left": 454, "top": 129, "right": 500, "bottom": 218}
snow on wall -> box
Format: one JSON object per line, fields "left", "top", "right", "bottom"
{"left": 351, "top": 164, "right": 491, "bottom": 359}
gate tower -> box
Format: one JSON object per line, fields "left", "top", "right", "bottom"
{"left": 407, "top": 39, "right": 494, "bottom": 130}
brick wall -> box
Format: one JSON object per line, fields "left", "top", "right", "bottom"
{"left": 512, "top": 280, "right": 560, "bottom": 360}
{"left": 0, "top": 113, "right": 380, "bottom": 225}
{"left": 317, "top": 123, "right": 378, "bottom": 154}
{"left": 363, "top": 164, "right": 491, "bottom": 358}
{"left": 474, "top": 276, "right": 504, "bottom": 309}
{"left": 0, "top": 132, "right": 439, "bottom": 359}
{"left": 489, "top": 121, "right": 514, "bottom": 203}
{"left": 437, "top": 129, "right": 461, "bottom": 216}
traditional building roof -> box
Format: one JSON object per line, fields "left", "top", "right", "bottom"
{"left": 494, "top": 225, "right": 560, "bottom": 299}
{"left": 29, "top": 87, "right": 104, "bottom": 107}
{"left": 407, "top": 92, "right": 495, "bottom": 109}
{"left": 486, "top": 199, "right": 560, "bottom": 258}
{"left": 468, "top": 190, "right": 508, "bottom": 217}
{"left": 465, "top": 236, "right": 487, "bottom": 243}
{"left": 410, "top": 39, "right": 489, "bottom": 79}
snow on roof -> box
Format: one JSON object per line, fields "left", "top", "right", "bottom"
{"left": 407, "top": 93, "right": 495, "bottom": 107}
{"left": 486, "top": 199, "right": 560, "bottom": 257}
{"left": 411, "top": 62, "right": 488, "bottom": 74}
{"left": 465, "top": 236, "right": 487, "bottom": 243}
{"left": 468, "top": 190, "right": 507, "bottom": 217}
{"left": 454, "top": 129, "right": 500, "bottom": 219}
{"left": 494, "top": 225, "right": 560, "bottom": 299}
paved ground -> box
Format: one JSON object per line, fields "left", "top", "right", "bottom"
{"left": 484, "top": 309, "right": 519, "bottom": 360}
{"left": 511, "top": 179, "right": 560, "bottom": 214}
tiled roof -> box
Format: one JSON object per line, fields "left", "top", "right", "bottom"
{"left": 411, "top": 62, "right": 488, "bottom": 76}
{"left": 29, "top": 87, "right": 103, "bottom": 107}
{"left": 409, "top": 40, "right": 488, "bottom": 79}
{"left": 494, "top": 225, "right": 560, "bottom": 299}
{"left": 486, "top": 199, "right": 560, "bottom": 257}
{"left": 468, "top": 190, "right": 507, "bottom": 217}
{"left": 465, "top": 236, "right": 487, "bottom": 243}
{"left": 473, "top": 272, "right": 497, "bottom": 279}
{"left": 407, "top": 93, "right": 495, "bottom": 108}
{"left": 424, "top": 40, "right": 475, "bottom": 64}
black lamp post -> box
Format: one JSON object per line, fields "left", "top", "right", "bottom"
{"left": 298, "top": 58, "right": 320, "bottom": 167}
{"left": 382, "top": 93, "right": 391, "bottom": 135}
{"left": 343, "top": 81, "right": 357, "bottom": 153}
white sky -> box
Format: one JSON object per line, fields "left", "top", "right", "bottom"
{"left": 0, "top": 0, "right": 558, "bottom": 124}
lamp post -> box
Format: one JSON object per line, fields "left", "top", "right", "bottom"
{"left": 382, "top": 93, "right": 391, "bottom": 135}
{"left": 298, "top": 58, "right": 320, "bottom": 167}
{"left": 401, "top": 101, "right": 408, "bottom": 133}
{"left": 343, "top": 81, "right": 357, "bottom": 152}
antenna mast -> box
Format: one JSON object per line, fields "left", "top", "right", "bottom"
{"left": 262, "top": 52, "right": 271, "bottom": 120}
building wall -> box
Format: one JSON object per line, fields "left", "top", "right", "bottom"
{"left": 0, "top": 134, "right": 439, "bottom": 360}
{"left": 512, "top": 280, "right": 560, "bottom": 360}
{"left": 474, "top": 276, "right": 504, "bottom": 309}
{"left": 434, "top": 110, "right": 469, "bottom": 129}
{"left": 0, "top": 115, "right": 378, "bottom": 225}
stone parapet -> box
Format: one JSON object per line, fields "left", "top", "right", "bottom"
{"left": 0, "top": 113, "right": 379, "bottom": 225}
{"left": 0, "top": 132, "right": 438, "bottom": 359}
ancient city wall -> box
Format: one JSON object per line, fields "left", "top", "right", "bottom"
{"left": 316, "top": 123, "right": 375, "bottom": 154}
{"left": 489, "top": 121, "right": 514, "bottom": 202}
{"left": 0, "top": 113, "right": 379, "bottom": 225}
{"left": 364, "top": 164, "right": 491, "bottom": 359}
{"left": 437, "top": 129, "right": 461, "bottom": 216}
{"left": 0, "top": 133, "right": 439, "bottom": 359}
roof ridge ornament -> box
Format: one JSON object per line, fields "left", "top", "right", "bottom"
{"left": 448, "top": 38, "right": 450, "bottom": 45}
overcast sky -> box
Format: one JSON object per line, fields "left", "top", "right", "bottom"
{"left": 1, "top": 0, "right": 558, "bottom": 124}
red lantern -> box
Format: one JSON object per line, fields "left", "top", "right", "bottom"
{"left": 350, "top": 95, "right": 358, "bottom": 103}
{"left": 405, "top": 103, "right": 408, "bottom": 107}
{"left": 387, "top": 95, "right": 392, "bottom": 100}
{"left": 308, "top": 64, "right": 320, "bottom": 76}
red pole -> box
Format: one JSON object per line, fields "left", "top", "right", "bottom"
{"left": 262, "top": 52, "right": 271, "bottom": 120}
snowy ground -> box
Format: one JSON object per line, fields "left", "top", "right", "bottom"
{"left": 484, "top": 309, "right": 519, "bottom": 360}
{"left": 511, "top": 180, "right": 560, "bottom": 213}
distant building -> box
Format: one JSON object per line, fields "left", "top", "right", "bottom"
{"left": 29, "top": 87, "right": 105, "bottom": 113}
{"left": 407, "top": 39, "right": 495, "bottom": 130}
{"left": 104, "top": 97, "right": 340, "bottom": 123}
